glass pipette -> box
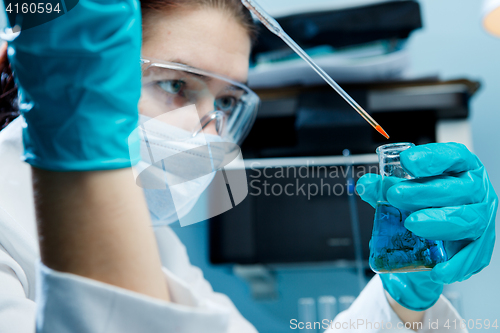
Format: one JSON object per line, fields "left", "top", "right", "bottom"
{"left": 242, "top": 0, "right": 390, "bottom": 139}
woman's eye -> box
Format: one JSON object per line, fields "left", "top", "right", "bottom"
{"left": 215, "top": 96, "right": 237, "bottom": 112}
{"left": 157, "top": 80, "right": 185, "bottom": 94}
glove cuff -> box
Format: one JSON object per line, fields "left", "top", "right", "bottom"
{"left": 380, "top": 272, "right": 443, "bottom": 311}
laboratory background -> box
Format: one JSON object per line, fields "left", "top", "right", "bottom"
{"left": 168, "top": 0, "right": 500, "bottom": 332}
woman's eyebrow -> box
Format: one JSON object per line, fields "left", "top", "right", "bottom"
{"left": 187, "top": 71, "right": 212, "bottom": 82}
{"left": 166, "top": 58, "right": 191, "bottom": 66}
{"left": 168, "top": 58, "right": 248, "bottom": 86}
{"left": 166, "top": 59, "right": 210, "bottom": 81}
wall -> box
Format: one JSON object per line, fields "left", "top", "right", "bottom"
{"left": 174, "top": 0, "right": 500, "bottom": 331}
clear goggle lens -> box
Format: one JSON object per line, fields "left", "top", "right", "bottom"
{"left": 140, "top": 58, "right": 260, "bottom": 144}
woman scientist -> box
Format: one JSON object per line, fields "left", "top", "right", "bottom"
{"left": 0, "top": 0, "right": 496, "bottom": 332}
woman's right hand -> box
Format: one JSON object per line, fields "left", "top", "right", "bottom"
{"left": 8, "top": 0, "right": 142, "bottom": 171}
{"left": 8, "top": 0, "right": 171, "bottom": 304}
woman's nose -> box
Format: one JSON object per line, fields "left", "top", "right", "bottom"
{"left": 196, "top": 96, "right": 219, "bottom": 136}
{"left": 202, "top": 121, "right": 219, "bottom": 136}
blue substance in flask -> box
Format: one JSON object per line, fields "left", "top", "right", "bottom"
{"left": 369, "top": 202, "right": 447, "bottom": 273}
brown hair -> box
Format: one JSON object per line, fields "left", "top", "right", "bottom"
{"left": 0, "top": 42, "right": 19, "bottom": 131}
{"left": 0, "top": 1, "right": 257, "bottom": 131}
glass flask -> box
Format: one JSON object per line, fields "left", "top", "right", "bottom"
{"left": 369, "top": 143, "right": 447, "bottom": 273}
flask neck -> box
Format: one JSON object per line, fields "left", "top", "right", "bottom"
{"left": 376, "top": 143, "right": 415, "bottom": 179}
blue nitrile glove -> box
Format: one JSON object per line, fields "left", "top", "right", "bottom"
{"left": 8, "top": 0, "right": 142, "bottom": 171}
{"left": 356, "top": 142, "right": 497, "bottom": 311}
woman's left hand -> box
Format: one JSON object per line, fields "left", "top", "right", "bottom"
{"left": 356, "top": 142, "right": 497, "bottom": 311}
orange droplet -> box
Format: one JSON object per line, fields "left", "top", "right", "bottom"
{"left": 376, "top": 125, "right": 390, "bottom": 139}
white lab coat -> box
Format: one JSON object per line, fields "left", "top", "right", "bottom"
{"left": 0, "top": 118, "right": 467, "bottom": 332}
{"left": 327, "top": 276, "right": 467, "bottom": 333}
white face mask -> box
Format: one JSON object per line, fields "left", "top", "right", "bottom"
{"left": 135, "top": 111, "right": 225, "bottom": 226}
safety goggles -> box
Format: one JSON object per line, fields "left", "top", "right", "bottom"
{"left": 140, "top": 57, "right": 260, "bottom": 145}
